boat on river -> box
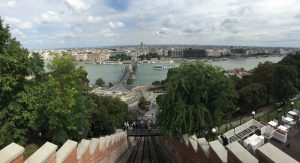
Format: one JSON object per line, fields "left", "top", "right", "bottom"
{"left": 152, "top": 65, "right": 166, "bottom": 69}
{"left": 152, "top": 65, "right": 179, "bottom": 70}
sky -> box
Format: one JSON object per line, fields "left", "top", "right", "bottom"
{"left": 1, "top": 0, "right": 300, "bottom": 49}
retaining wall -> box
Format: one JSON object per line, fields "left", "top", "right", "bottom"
{"left": 0, "top": 131, "right": 127, "bottom": 163}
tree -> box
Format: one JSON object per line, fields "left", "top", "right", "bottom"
{"left": 238, "top": 83, "right": 267, "bottom": 112}
{"left": 0, "top": 18, "right": 35, "bottom": 147}
{"left": 157, "top": 62, "right": 237, "bottom": 137}
{"left": 138, "top": 96, "right": 151, "bottom": 111}
{"left": 271, "top": 64, "right": 298, "bottom": 102}
{"left": 44, "top": 56, "right": 91, "bottom": 144}
{"left": 251, "top": 61, "right": 276, "bottom": 103}
{"left": 279, "top": 52, "right": 300, "bottom": 74}
{"left": 95, "top": 78, "right": 105, "bottom": 87}
{"left": 29, "top": 52, "right": 45, "bottom": 78}
{"left": 0, "top": 19, "right": 31, "bottom": 110}
{"left": 138, "top": 52, "right": 160, "bottom": 60}
{"left": 108, "top": 82, "right": 113, "bottom": 87}
{"left": 88, "top": 94, "right": 127, "bottom": 137}
{"left": 152, "top": 81, "right": 161, "bottom": 86}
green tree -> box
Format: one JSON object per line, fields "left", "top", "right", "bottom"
{"left": 95, "top": 78, "right": 105, "bottom": 87}
{"left": 138, "top": 96, "right": 151, "bottom": 111}
{"left": 251, "top": 61, "right": 276, "bottom": 103}
{"left": 0, "top": 18, "right": 35, "bottom": 147}
{"left": 88, "top": 94, "right": 127, "bottom": 136}
{"left": 271, "top": 64, "right": 298, "bottom": 102}
{"left": 0, "top": 19, "right": 31, "bottom": 109}
{"left": 45, "top": 56, "right": 91, "bottom": 144}
{"left": 279, "top": 52, "right": 300, "bottom": 74}
{"left": 139, "top": 52, "right": 160, "bottom": 60}
{"left": 238, "top": 83, "right": 267, "bottom": 112}
{"left": 29, "top": 52, "right": 45, "bottom": 80}
{"left": 151, "top": 81, "right": 161, "bottom": 86}
{"left": 157, "top": 62, "right": 237, "bottom": 137}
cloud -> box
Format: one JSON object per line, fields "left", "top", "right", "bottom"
{"left": 64, "top": 0, "right": 90, "bottom": 12}
{"left": 161, "top": 15, "right": 176, "bottom": 28}
{"left": 11, "top": 28, "right": 26, "bottom": 38}
{"left": 109, "top": 21, "right": 124, "bottom": 29}
{"left": 7, "top": 0, "right": 16, "bottom": 7}
{"left": 221, "top": 18, "right": 239, "bottom": 33}
{"left": 156, "top": 27, "right": 170, "bottom": 36}
{"left": 4, "top": 17, "right": 33, "bottom": 29}
{"left": 87, "top": 16, "right": 102, "bottom": 23}
{"left": 182, "top": 24, "right": 203, "bottom": 34}
{"left": 1, "top": 0, "right": 300, "bottom": 49}
{"left": 41, "top": 10, "right": 61, "bottom": 23}
{"left": 104, "top": 0, "right": 130, "bottom": 11}
{"left": 100, "top": 28, "right": 115, "bottom": 38}
{"left": 59, "top": 33, "right": 76, "bottom": 40}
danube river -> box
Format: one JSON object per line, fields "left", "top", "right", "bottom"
{"left": 78, "top": 56, "right": 284, "bottom": 86}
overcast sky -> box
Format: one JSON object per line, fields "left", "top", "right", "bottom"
{"left": 1, "top": 0, "right": 300, "bottom": 49}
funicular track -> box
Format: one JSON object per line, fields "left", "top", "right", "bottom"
{"left": 126, "top": 136, "right": 166, "bottom": 163}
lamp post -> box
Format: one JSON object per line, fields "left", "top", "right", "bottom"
{"left": 252, "top": 111, "right": 256, "bottom": 119}
{"left": 212, "top": 128, "right": 217, "bottom": 140}
{"left": 240, "top": 113, "right": 242, "bottom": 125}
{"left": 284, "top": 101, "right": 286, "bottom": 116}
{"left": 291, "top": 101, "right": 294, "bottom": 111}
{"left": 78, "top": 127, "right": 84, "bottom": 139}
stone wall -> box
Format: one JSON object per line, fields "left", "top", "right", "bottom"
{"left": 0, "top": 131, "right": 127, "bottom": 163}
{"left": 157, "top": 134, "right": 296, "bottom": 163}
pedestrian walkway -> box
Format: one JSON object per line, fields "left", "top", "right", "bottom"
{"left": 219, "top": 104, "right": 279, "bottom": 131}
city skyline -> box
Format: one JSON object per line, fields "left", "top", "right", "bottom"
{"left": 1, "top": 0, "right": 300, "bottom": 49}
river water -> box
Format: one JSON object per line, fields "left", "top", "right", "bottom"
{"left": 78, "top": 56, "right": 284, "bottom": 86}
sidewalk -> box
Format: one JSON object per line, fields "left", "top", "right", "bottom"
{"left": 219, "top": 104, "right": 279, "bottom": 131}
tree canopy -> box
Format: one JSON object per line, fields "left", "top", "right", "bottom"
{"left": 0, "top": 18, "right": 129, "bottom": 147}
{"left": 95, "top": 78, "right": 105, "bottom": 87}
{"left": 157, "top": 62, "right": 237, "bottom": 137}
{"left": 88, "top": 94, "right": 127, "bottom": 136}
{"left": 0, "top": 19, "right": 32, "bottom": 110}
{"left": 139, "top": 52, "right": 161, "bottom": 60}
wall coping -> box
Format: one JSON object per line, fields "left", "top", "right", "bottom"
{"left": 99, "top": 137, "right": 106, "bottom": 151}
{"left": 188, "top": 135, "right": 198, "bottom": 152}
{"left": 90, "top": 138, "right": 99, "bottom": 156}
{"left": 209, "top": 140, "right": 227, "bottom": 163}
{"left": 77, "top": 139, "right": 90, "bottom": 160}
{"left": 197, "top": 138, "right": 210, "bottom": 158}
{"left": 182, "top": 134, "right": 189, "bottom": 147}
{"left": 226, "top": 142, "right": 258, "bottom": 163}
{"left": 25, "top": 142, "right": 57, "bottom": 163}
{"left": 105, "top": 136, "right": 111, "bottom": 148}
{"left": 256, "top": 143, "right": 298, "bottom": 163}
{"left": 0, "top": 142, "right": 25, "bottom": 163}
{"left": 56, "top": 139, "right": 78, "bottom": 163}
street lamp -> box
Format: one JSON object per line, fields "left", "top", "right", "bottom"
{"left": 252, "top": 111, "right": 256, "bottom": 119}
{"left": 78, "top": 127, "right": 84, "bottom": 138}
{"left": 291, "top": 101, "right": 294, "bottom": 111}
{"left": 212, "top": 128, "right": 217, "bottom": 140}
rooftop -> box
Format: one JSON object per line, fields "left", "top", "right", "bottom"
{"left": 219, "top": 117, "right": 300, "bottom": 162}
{"left": 269, "top": 119, "right": 300, "bottom": 161}
{"left": 257, "top": 143, "right": 298, "bottom": 163}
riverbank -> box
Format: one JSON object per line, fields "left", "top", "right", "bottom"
{"left": 77, "top": 55, "right": 284, "bottom": 86}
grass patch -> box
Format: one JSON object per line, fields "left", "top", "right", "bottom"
{"left": 24, "top": 143, "right": 40, "bottom": 159}
{"left": 23, "top": 136, "right": 47, "bottom": 159}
